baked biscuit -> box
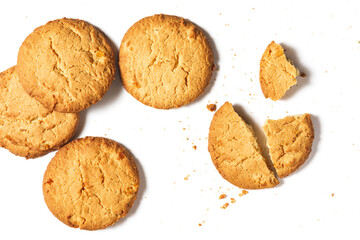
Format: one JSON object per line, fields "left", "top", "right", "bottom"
{"left": 0, "top": 66, "right": 79, "bottom": 158}
{"left": 208, "top": 102, "right": 279, "bottom": 189}
{"left": 17, "top": 18, "right": 115, "bottom": 112}
{"left": 263, "top": 114, "right": 314, "bottom": 178}
{"left": 259, "top": 41, "right": 298, "bottom": 101}
{"left": 43, "top": 137, "right": 140, "bottom": 230}
{"left": 119, "top": 14, "right": 214, "bottom": 109}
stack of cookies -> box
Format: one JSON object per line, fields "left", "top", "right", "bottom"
{"left": 0, "top": 14, "right": 216, "bottom": 230}
{"left": 0, "top": 18, "right": 116, "bottom": 158}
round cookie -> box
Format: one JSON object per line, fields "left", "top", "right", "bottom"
{"left": 208, "top": 102, "right": 279, "bottom": 189}
{"left": 119, "top": 14, "right": 214, "bottom": 109}
{"left": 263, "top": 113, "right": 314, "bottom": 178}
{"left": 17, "top": 18, "right": 115, "bottom": 113}
{"left": 0, "top": 66, "right": 79, "bottom": 159}
{"left": 43, "top": 137, "right": 140, "bottom": 230}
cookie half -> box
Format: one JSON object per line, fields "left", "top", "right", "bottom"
{"left": 263, "top": 114, "right": 314, "bottom": 178}
{"left": 208, "top": 102, "right": 279, "bottom": 189}
{"left": 17, "top": 18, "right": 115, "bottom": 112}
{"left": 119, "top": 14, "right": 214, "bottom": 109}
{"left": 259, "top": 41, "right": 298, "bottom": 101}
{"left": 43, "top": 137, "right": 140, "bottom": 230}
{"left": 0, "top": 66, "right": 79, "bottom": 158}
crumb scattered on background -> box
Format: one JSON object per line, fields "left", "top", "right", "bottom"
{"left": 230, "top": 198, "right": 236, "bottom": 204}
{"left": 239, "top": 190, "right": 249, "bottom": 197}
{"left": 184, "top": 175, "right": 190, "bottom": 180}
{"left": 183, "top": 128, "right": 186, "bottom": 130}
{"left": 225, "top": 24, "right": 230, "bottom": 26}
{"left": 192, "top": 145, "right": 197, "bottom": 150}
{"left": 332, "top": 193, "right": 335, "bottom": 197}
{"left": 221, "top": 203, "right": 229, "bottom": 209}
{"left": 219, "top": 193, "right": 226, "bottom": 199}
{"left": 207, "top": 104, "right": 217, "bottom": 112}
{"left": 198, "top": 223, "right": 202, "bottom": 227}
{"left": 300, "top": 72, "right": 307, "bottom": 77}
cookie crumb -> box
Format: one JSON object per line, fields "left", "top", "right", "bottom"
{"left": 183, "top": 128, "right": 186, "bottom": 130}
{"left": 192, "top": 145, "right": 197, "bottom": 150}
{"left": 300, "top": 72, "right": 307, "bottom": 77}
{"left": 239, "top": 190, "right": 249, "bottom": 197}
{"left": 331, "top": 193, "right": 335, "bottom": 197}
{"left": 230, "top": 198, "right": 236, "bottom": 204}
{"left": 207, "top": 104, "right": 217, "bottom": 112}
{"left": 219, "top": 193, "right": 226, "bottom": 199}
{"left": 198, "top": 223, "right": 202, "bottom": 226}
{"left": 221, "top": 203, "right": 229, "bottom": 209}
{"left": 184, "top": 175, "right": 190, "bottom": 180}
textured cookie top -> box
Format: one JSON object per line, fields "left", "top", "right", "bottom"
{"left": 260, "top": 41, "right": 298, "bottom": 101}
{"left": 0, "top": 67, "right": 79, "bottom": 158}
{"left": 263, "top": 113, "right": 314, "bottom": 178}
{"left": 119, "top": 14, "right": 214, "bottom": 109}
{"left": 17, "top": 18, "right": 115, "bottom": 112}
{"left": 208, "top": 102, "right": 279, "bottom": 189}
{"left": 43, "top": 137, "right": 140, "bottom": 230}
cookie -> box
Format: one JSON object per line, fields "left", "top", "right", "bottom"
{"left": 259, "top": 41, "right": 298, "bottom": 101}
{"left": 0, "top": 66, "right": 79, "bottom": 158}
{"left": 43, "top": 137, "right": 140, "bottom": 230}
{"left": 208, "top": 102, "right": 279, "bottom": 189}
{"left": 263, "top": 113, "right": 314, "bottom": 178}
{"left": 119, "top": 14, "right": 214, "bottom": 109}
{"left": 17, "top": 18, "right": 115, "bottom": 112}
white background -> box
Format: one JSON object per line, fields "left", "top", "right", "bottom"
{"left": 0, "top": 0, "right": 359, "bottom": 239}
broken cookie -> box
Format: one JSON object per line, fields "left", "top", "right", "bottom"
{"left": 259, "top": 41, "right": 299, "bottom": 101}
{"left": 208, "top": 102, "right": 279, "bottom": 189}
{"left": 263, "top": 113, "right": 314, "bottom": 178}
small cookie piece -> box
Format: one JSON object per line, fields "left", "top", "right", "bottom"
{"left": 0, "top": 67, "right": 79, "bottom": 158}
{"left": 259, "top": 41, "right": 298, "bottom": 101}
{"left": 17, "top": 18, "right": 115, "bottom": 112}
{"left": 119, "top": 14, "right": 214, "bottom": 109}
{"left": 263, "top": 114, "right": 314, "bottom": 178}
{"left": 43, "top": 137, "right": 140, "bottom": 230}
{"left": 208, "top": 102, "right": 279, "bottom": 189}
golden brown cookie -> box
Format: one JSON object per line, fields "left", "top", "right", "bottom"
{"left": 259, "top": 41, "right": 299, "bottom": 101}
{"left": 208, "top": 102, "right": 279, "bottom": 189}
{"left": 263, "top": 113, "right": 314, "bottom": 178}
{"left": 0, "top": 66, "right": 79, "bottom": 158}
{"left": 43, "top": 137, "right": 140, "bottom": 230}
{"left": 119, "top": 14, "right": 214, "bottom": 109}
{"left": 17, "top": 18, "right": 115, "bottom": 113}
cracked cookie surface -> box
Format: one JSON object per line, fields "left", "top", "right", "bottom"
{"left": 43, "top": 137, "right": 140, "bottom": 230}
{"left": 119, "top": 14, "right": 214, "bottom": 109}
{"left": 0, "top": 66, "right": 79, "bottom": 158}
{"left": 260, "top": 41, "right": 298, "bottom": 101}
{"left": 263, "top": 113, "right": 314, "bottom": 178}
{"left": 208, "top": 102, "right": 278, "bottom": 189}
{"left": 17, "top": 18, "right": 115, "bottom": 112}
